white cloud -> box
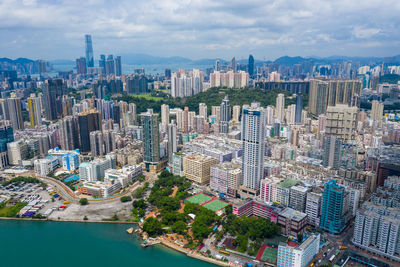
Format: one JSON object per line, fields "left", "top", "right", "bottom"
{"left": 0, "top": 0, "right": 399, "bottom": 59}
{"left": 352, "top": 26, "right": 381, "bottom": 39}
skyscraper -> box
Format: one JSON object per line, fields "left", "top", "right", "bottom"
{"left": 248, "top": 55, "right": 255, "bottom": 78}
{"left": 0, "top": 122, "right": 14, "bottom": 168}
{"left": 167, "top": 122, "right": 177, "bottom": 162}
{"left": 78, "top": 109, "right": 102, "bottom": 153}
{"left": 99, "top": 55, "right": 106, "bottom": 72}
{"left": 161, "top": 104, "right": 170, "bottom": 130}
{"left": 308, "top": 79, "right": 329, "bottom": 116}
{"left": 320, "top": 180, "right": 348, "bottom": 234}
{"left": 7, "top": 93, "right": 24, "bottom": 130}
{"left": 183, "top": 107, "right": 189, "bottom": 133}
{"left": 43, "top": 79, "right": 66, "bottom": 121}
{"left": 76, "top": 57, "right": 87, "bottom": 75}
{"left": 85, "top": 34, "right": 94, "bottom": 68}
{"left": 295, "top": 94, "right": 303, "bottom": 124}
{"left": 220, "top": 95, "right": 230, "bottom": 134}
{"left": 58, "top": 116, "right": 80, "bottom": 150}
{"left": 115, "top": 56, "right": 122, "bottom": 76}
{"left": 27, "top": 93, "right": 42, "bottom": 128}
{"left": 90, "top": 131, "right": 105, "bottom": 157}
{"left": 105, "top": 55, "right": 115, "bottom": 75}
{"left": 275, "top": 93, "right": 285, "bottom": 123}
{"left": 325, "top": 104, "right": 358, "bottom": 141}
{"left": 141, "top": 109, "right": 160, "bottom": 169}
{"left": 199, "top": 103, "right": 207, "bottom": 119}
{"left": 240, "top": 103, "right": 265, "bottom": 197}
{"left": 323, "top": 135, "right": 342, "bottom": 169}
{"left": 231, "top": 57, "right": 236, "bottom": 72}
{"left": 371, "top": 100, "right": 384, "bottom": 127}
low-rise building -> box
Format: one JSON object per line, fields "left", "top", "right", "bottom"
{"left": 278, "top": 207, "right": 307, "bottom": 236}
{"left": 34, "top": 157, "right": 59, "bottom": 176}
{"left": 104, "top": 165, "right": 142, "bottom": 187}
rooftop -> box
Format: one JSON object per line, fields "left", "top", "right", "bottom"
{"left": 278, "top": 179, "right": 298, "bottom": 189}
{"left": 279, "top": 207, "right": 307, "bottom": 221}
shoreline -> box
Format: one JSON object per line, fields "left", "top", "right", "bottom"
{"left": 1, "top": 216, "right": 226, "bottom": 266}
{"left": 158, "top": 237, "right": 229, "bottom": 267}
{"left": 0, "top": 216, "right": 138, "bottom": 224}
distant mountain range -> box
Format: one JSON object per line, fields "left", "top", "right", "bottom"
{"left": 2, "top": 54, "right": 400, "bottom": 67}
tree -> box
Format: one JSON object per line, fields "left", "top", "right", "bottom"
{"left": 132, "top": 199, "right": 146, "bottom": 209}
{"left": 297, "top": 233, "right": 303, "bottom": 243}
{"left": 172, "top": 221, "right": 187, "bottom": 234}
{"left": 143, "top": 217, "right": 163, "bottom": 237}
{"left": 225, "top": 205, "right": 233, "bottom": 215}
{"left": 138, "top": 174, "right": 145, "bottom": 182}
{"left": 83, "top": 216, "right": 88, "bottom": 221}
{"left": 192, "top": 221, "right": 211, "bottom": 241}
{"left": 120, "top": 196, "right": 132, "bottom": 202}
{"left": 79, "top": 198, "right": 88, "bottom": 205}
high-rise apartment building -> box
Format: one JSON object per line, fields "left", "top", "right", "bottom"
{"left": 240, "top": 103, "right": 265, "bottom": 197}
{"left": 76, "top": 57, "right": 87, "bottom": 75}
{"left": 43, "top": 79, "right": 66, "bottom": 121}
{"left": 295, "top": 94, "right": 303, "bottom": 124}
{"left": 210, "top": 162, "right": 241, "bottom": 197}
{"left": 78, "top": 109, "right": 102, "bottom": 153}
{"left": 305, "top": 192, "right": 322, "bottom": 227}
{"left": 167, "top": 122, "right": 177, "bottom": 162}
{"left": 309, "top": 79, "right": 329, "bottom": 116}
{"left": 232, "top": 105, "right": 241, "bottom": 123}
{"left": 325, "top": 104, "right": 358, "bottom": 141}
{"left": 320, "top": 180, "right": 349, "bottom": 234}
{"left": 277, "top": 234, "right": 320, "bottom": 267}
{"left": 276, "top": 93, "right": 285, "bottom": 123}
{"left": 353, "top": 202, "right": 400, "bottom": 261}
{"left": 183, "top": 154, "right": 218, "bottom": 185}
{"left": 0, "top": 122, "right": 14, "bottom": 168}
{"left": 58, "top": 116, "right": 80, "bottom": 151}
{"left": 115, "top": 56, "right": 122, "bottom": 76}
{"left": 99, "top": 54, "right": 106, "bottom": 72}
{"left": 259, "top": 176, "right": 281, "bottom": 202}
{"left": 141, "top": 109, "right": 160, "bottom": 168}
{"left": 199, "top": 103, "right": 207, "bottom": 119}
{"left": 27, "top": 93, "right": 42, "bottom": 128}
{"left": 309, "top": 79, "right": 362, "bottom": 116}
{"left": 161, "top": 104, "right": 170, "bottom": 128}
{"left": 371, "top": 100, "right": 384, "bottom": 127}
{"left": 85, "top": 34, "right": 94, "bottom": 68}
{"left": 220, "top": 95, "right": 230, "bottom": 134}
{"left": 289, "top": 185, "right": 309, "bottom": 212}
{"left": 323, "top": 135, "right": 342, "bottom": 169}
{"left": 105, "top": 55, "right": 115, "bottom": 75}
{"left": 7, "top": 93, "right": 24, "bottom": 130}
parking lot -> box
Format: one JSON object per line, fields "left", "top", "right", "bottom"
{"left": 0, "top": 182, "right": 66, "bottom": 218}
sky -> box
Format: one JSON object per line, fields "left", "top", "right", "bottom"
{"left": 1, "top": 0, "right": 400, "bottom": 61}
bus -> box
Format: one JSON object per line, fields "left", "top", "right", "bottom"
{"left": 329, "top": 255, "right": 335, "bottom": 262}
{"left": 219, "top": 250, "right": 230, "bottom": 255}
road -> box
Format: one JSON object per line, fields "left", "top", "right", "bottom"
{"left": 23, "top": 171, "right": 151, "bottom": 205}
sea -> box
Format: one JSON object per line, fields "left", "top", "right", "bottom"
{"left": 0, "top": 220, "right": 213, "bottom": 267}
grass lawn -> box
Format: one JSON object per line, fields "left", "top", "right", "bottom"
{"left": 184, "top": 193, "right": 212, "bottom": 205}
{"left": 0, "top": 202, "right": 27, "bottom": 217}
{"left": 129, "top": 94, "right": 163, "bottom": 101}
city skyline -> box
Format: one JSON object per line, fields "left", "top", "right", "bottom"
{"left": 1, "top": 1, "right": 400, "bottom": 60}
